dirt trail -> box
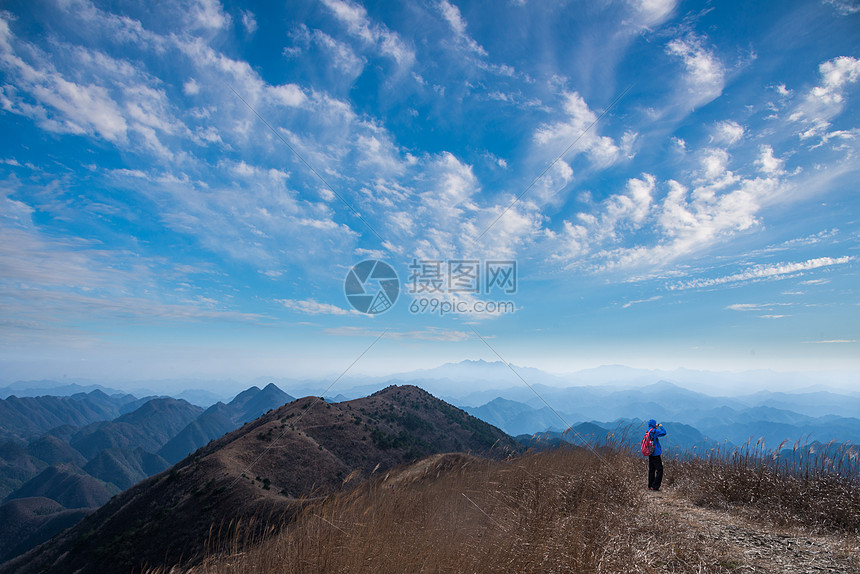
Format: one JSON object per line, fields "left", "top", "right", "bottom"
{"left": 639, "top": 489, "right": 860, "bottom": 573}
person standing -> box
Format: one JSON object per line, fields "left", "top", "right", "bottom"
{"left": 647, "top": 419, "right": 667, "bottom": 491}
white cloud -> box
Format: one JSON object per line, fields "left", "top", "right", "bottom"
{"left": 726, "top": 303, "right": 792, "bottom": 311}
{"left": 438, "top": 0, "right": 487, "bottom": 56}
{"left": 183, "top": 78, "right": 200, "bottom": 96}
{"left": 320, "top": 0, "right": 415, "bottom": 67}
{"left": 710, "top": 120, "right": 744, "bottom": 146}
{"left": 628, "top": 0, "right": 678, "bottom": 27}
{"left": 267, "top": 83, "right": 307, "bottom": 107}
{"left": 672, "top": 256, "right": 853, "bottom": 290}
{"left": 190, "top": 0, "right": 230, "bottom": 30}
{"left": 755, "top": 145, "right": 784, "bottom": 175}
{"left": 0, "top": 14, "right": 189, "bottom": 159}
{"left": 823, "top": 0, "right": 860, "bottom": 15}
{"left": 814, "top": 56, "right": 860, "bottom": 103}
{"left": 0, "top": 40, "right": 129, "bottom": 142}
{"left": 556, "top": 174, "right": 655, "bottom": 262}
{"left": 241, "top": 10, "right": 258, "bottom": 34}
{"left": 309, "top": 28, "right": 366, "bottom": 76}
{"left": 622, "top": 295, "right": 662, "bottom": 308}
{"left": 534, "top": 92, "right": 626, "bottom": 170}
{"left": 790, "top": 56, "right": 860, "bottom": 140}
{"left": 666, "top": 34, "right": 726, "bottom": 109}
{"left": 277, "top": 298, "right": 357, "bottom": 315}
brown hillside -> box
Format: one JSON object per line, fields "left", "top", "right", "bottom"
{"left": 1, "top": 385, "right": 516, "bottom": 574}
{"left": 158, "top": 448, "right": 860, "bottom": 574}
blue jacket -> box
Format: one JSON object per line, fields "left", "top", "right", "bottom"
{"left": 648, "top": 419, "right": 667, "bottom": 456}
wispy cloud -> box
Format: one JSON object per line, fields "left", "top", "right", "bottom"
{"left": 726, "top": 303, "right": 791, "bottom": 311}
{"left": 277, "top": 299, "right": 358, "bottom": 316}
{"left": 319, "top": 0, "right": 415, "bottom": 67}
{"left": 241, "top": 10, "right": 258, "bottom": 34}
{"left": 673, "top": 256, "right": 852, "bottom": 290}
{"left": 626, "top": 0, "right": 678, "bottom": 27}
{"left": 790, "top": 56, "right": 860, "bottom": 140}
{"left": 823, "top": 0, "right": 860, "bottom": 15}
{"left": 2, "top": 288, "right": 267, "bottom": 327}
{"left": 710, "top": 120, "right": 745, "bottom": 146}
{"left": 438, "top": 0, "right": 487, "bottom": 57}
{"left": 323, "top": 326, "right": 472, "bottom": 341}
{"left": 666, "top": 33, "right": 726, "bottom": 110}
{"left": 534, "top": 92, "right": 630, "bottom": 170}
{"left": 622, "top": 295, "right": 662, "bottom": 308}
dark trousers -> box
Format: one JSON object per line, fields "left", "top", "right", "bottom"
{"left": 648, "top": 455, "right": 663, "bottom": 490}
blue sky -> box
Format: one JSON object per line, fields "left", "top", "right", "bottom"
{"left": 0, "top": 0, "right": 858, "bottom": 385}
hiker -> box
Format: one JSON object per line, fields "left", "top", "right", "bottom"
{"left": 647, "top": 419, "right": 667, "bottom": 491}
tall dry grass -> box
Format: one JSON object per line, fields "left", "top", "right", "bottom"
{"left": 668, "top": 439, "right": 860, "bottom": 533}
{"left": 147, "top": 437, "right": 860, "bottom": 573}
{"left": 152, "top": 446, "right": 653, "bottom": 574}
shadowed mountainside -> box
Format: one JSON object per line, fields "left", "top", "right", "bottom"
{"left": 158, "top": 383, "right": 294, "bottom": 464}
{"left": 0, "top": 497, "right": 93, "bottom": 564}
{"left": 4, "top": 464, "right": 119, "bottom": 508}
{"left": 0, "top": 391, "right": 142, "bottom": 441}
{"left": 83, "top": 447, "right": 170, "bottom": 490}
{"left": 0, "top": 385, "right": 296, "bottom": 566}
{"left": 2, "top": 385, "right": 517, "bottom": 574}
{"left": 69, "top": 398, "right": 203, "bottom": 459}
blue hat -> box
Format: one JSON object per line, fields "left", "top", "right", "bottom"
{"left": 648, "top": 419, "right": 657, "bottom": 428}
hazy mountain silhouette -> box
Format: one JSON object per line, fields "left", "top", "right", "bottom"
{"left": 518, "top": 419, "right": 711, "bottom": 453}
{"left": 2, "top": 385, "right": 516, "bottom": 574}
{"left": 0, "top": 382, "right": 126, "bottom": 399}
{"left": 158, "top": 383, "right": 294, "bottom": 464}
{"left": 465, "top": 397, "right": 571, "bottom": 435}
{"left": 463, "top": 383, "right": 860, "bottom": 447}
{"left": 68, "top": 398, "right": 203, "bottom": 459}
{"left": 0, "top": 391, "right": 140, "bottom": 441}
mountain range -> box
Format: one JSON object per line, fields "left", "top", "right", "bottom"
{"left": 1, "top": 363, "right": 859, "bottom": 570}
{"left": 0, "top": 384, "right": 296, "bottom": 565}
{"left": 1, "top": 385, "right": 515, "bottom": 574}
{"left": 462, "top": 381, "right": 860, "bottom": 447}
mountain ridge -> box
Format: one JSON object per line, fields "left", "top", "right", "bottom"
{"left": 2, "top": 385, "right": 516, "bottom": 574}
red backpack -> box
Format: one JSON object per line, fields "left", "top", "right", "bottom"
{"left": 640, "top": 429, "right": 655, "bottom": 456}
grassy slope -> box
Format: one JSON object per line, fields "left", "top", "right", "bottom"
{"left": 158, "top": 445, "right": 860, "bottom": 574}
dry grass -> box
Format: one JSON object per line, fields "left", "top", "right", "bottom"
{"left": 150, "top": 446, "right": 649, "bottom": 573}
{"left": 146, "top": 440, "right": 860, "bottom": 574}
{"left": 668, "top": 439, "right": 860, "bottom": 533}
